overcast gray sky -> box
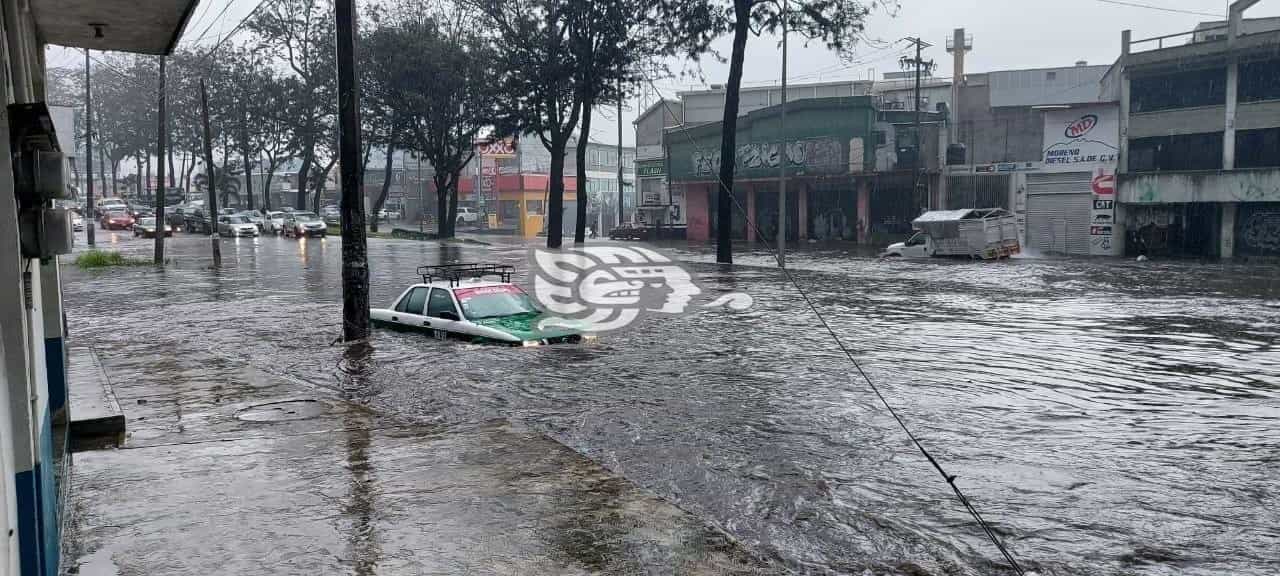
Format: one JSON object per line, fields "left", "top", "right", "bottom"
{"left": 47, "top": 0, "right": 1280, "bottom": 147}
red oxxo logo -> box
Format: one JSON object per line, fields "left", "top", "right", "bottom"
{"left": 1065, "top": 115, "right": 1098, "bottom": 138}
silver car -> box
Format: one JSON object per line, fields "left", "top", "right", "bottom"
{"left": 265, "top": 211, "right": 286, "bottom": 234}
{"left": 283, "top": 211, "right": 327, "bottom": 238}
{"left": 218, "top": 215, "right": 260, "bottom": 237}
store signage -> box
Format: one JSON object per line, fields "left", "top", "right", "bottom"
{"left": 476, "top": 139, "right": 517, "bottom": 159}
{"left": 1091, "top": 172, "right": 1115, "bottom": 196}
{"left": 1042, "top": 106, "right": 1119, "bottom": 172}
{"left": 637, "top": 161, "right": 666, "bottom": 177}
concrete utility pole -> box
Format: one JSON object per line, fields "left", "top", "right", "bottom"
{"left": 617, "top": 79, "right": 625, "bottom": 231}
{"left": 84, "top": 50, "right": 95, "bottom": 247}
{"left": 777, "top": 0, "right": 788, "bottom": 268}
{"left": 336, "top": 0, "right": 370, "bottom": 341}
{"left": 199, "top": 79, "right": 222, "bottom": 267}
{"left": 154, "top": 56, "right": 167, "bottom": 265}
{"left": 902, "top": 37, "right": 934, "bottom": 213}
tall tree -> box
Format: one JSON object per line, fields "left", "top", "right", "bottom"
{"left": 564, "top": 0, "right": 659, "bottom": 243}
{"left": 375, "top": 7, "right": 498, "bottom": 239}
{"left": 475, "top": 0, "right": 582, "bottom": 247}
{"left": 661, "top": 0, "right": 877, "bottom": 263}
{"left": 249, "top": 0, "right": 337, "bottom": 210}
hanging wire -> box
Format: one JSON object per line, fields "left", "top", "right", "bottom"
{"left": 635, "top": 68, "right": 1030, "bottom": 576}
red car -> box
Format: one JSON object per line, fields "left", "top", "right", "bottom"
{"left": 100, "top": 210, "right": 134, "bottom": 230}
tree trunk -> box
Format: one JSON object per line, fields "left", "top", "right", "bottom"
{"left": 716, "top": 0, "right": 752, "bottom": 264}
{"left": 144, "top": 154, "right": 151, "bottom": 199}
{"left": 312, "top": 157, "right": 336, "bottom": 213}
{"left": 110, "top": 158, "right": 119, "bottom": 199}
{"left": 446, "top": 177, "right": 459, "bottom": 238}
{"left": 296, "top": 144, "right": 314, "bottom": 210}
{"left": 547, "top": 138, "right": 567, "bottom": 248}
{"left": 178, "top": 152, "right": 187, "bottom": 193}
{"left": 167, "top": 132, "right": 176, "bottom": 188}
{"left": 99, "top": 148, "right": 107, "bottom": 195}
{"left": 135, "top": 156, "right": 143, "bottom": 197}
{"left": 434, "top": 172, "right": 450, "bottom": 238}
{"left": 243, "top": 141, "right": 254, "bottom": 211}
{"left": 370, "top": 138, "right": 396, "bottom": 233}
{"left": 574, "top": 100, "right": 592, "bottom": 244}
{"left": 263, "top": 158, "right": 278, "bottom": 211}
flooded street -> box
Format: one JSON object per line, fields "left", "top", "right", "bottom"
{"left": 63, "top": 232, "right": 1280, "bottom": 575}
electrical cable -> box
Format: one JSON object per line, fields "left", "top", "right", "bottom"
{"left": 1094, "top": 0, "right": 1221, "bottom": 17}
{"left": 637, "top": 68, "right": 1029, "bottom": 576}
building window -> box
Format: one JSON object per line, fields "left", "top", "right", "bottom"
{"left": 1239, "top": 59, "right": 1280, "bottom": 103}
{"left": 1130, "top": 68, "right": 1227, "bottom": 112}
{"left": 1235, "top": 128, "right": 1280, "bottom": 168}
{"left": 1046, "top": 71, "right": 1057, "bottom": 81}
{"left": 1128, "top": 132, "right": 1224, "bottom": 172}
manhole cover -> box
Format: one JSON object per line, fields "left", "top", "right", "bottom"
{"left": 236, "top": 399, "right": 328, "bottom": 422}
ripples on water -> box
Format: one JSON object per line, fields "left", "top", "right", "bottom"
{"left": 65, "top": 235, "right": 1280, "bottom": 575}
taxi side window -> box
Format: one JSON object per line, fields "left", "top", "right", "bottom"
{"left": 398, "top": 287, "right": 428, "bottom": 315}
{"left": 427, "top": 288, "right": 459, "bottom": 318}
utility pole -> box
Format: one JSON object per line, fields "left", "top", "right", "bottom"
{"left": 200, "top": 79, "right": 222, "bottom": 267}
{"left": 335, "top": 0, "right": 369, "bottom": 341}
{"left": 154, "top": 56, "right": 167, "bottom": 265}
{"left": 617, "top": 79, "right": 624, "bottom": 231}
{"left": 777, "top": 0, "right": 788, "bottom": 268}
{"left": 901, "top": 38, "right": 934, "bottom": 213}
{"left": 84, "top": 50, "right": 95, "bottom": 247}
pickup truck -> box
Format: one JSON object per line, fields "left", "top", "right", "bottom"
{"left": 883, "top": 208, "right": 1020, "bottom": 260}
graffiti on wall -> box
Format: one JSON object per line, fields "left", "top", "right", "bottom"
{"left": 1240, "top": 209, "right": 1280, "bottom": 254}
{"left": 691, "top": 137, "right": 847, "bottom": 176}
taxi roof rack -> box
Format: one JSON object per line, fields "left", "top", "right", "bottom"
{"left": 417, "top": 263, "right": 514, "bottom": 286}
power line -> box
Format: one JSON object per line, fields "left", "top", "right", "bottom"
{"left": 193, "top": 0, "right": 279, "bottom": 66}
{"left": 636, "top": 69, "right": 1028, "bottom": 576}
{"left": 1094, "top": 0, "right": 1221, "bottom": 17}
{"left": 183, "top": 0, "right": 240, "bottom": 48}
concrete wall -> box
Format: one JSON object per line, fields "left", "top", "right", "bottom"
{"left": 680, "top": 81, "right": 866, "bottom": 125}
{"left": 1120, "top": 169, "right": 1280, "bottom": 203}
{"left": 1128, "top": 106, "right": 1227, "bottom": 138}
{"left": 1234, "top": 100, "right": 1280, "bottom": 130}
{"left": 635, "top": 100, "right": 682, "bottom": 150}
{"left": 1, "top": 0, "right": 61, "bottom": 572}
{"left": 988, "top": 65, "right": 1111, "bottom": 107}
{"left": 955, "top": 81, "right": 1046, "bottom": 165}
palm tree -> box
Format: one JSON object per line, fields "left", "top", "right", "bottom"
{"left": 193, "top": 166, "right": 243, "bottom": 207}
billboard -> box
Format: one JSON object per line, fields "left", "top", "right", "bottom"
{"left": 1041, "top": 105, "right": 1119, "bottom": 172}
{"left": 476, "top": 138, "right": 517, "bottom": 159}
{"left": 1043, "top": 105, "right": 1120, "bottom": 256}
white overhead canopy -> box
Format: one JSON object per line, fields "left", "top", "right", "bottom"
{"left": 33, "top": 0, "right": 200, "bottom": 55}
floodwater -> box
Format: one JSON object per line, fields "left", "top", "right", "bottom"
{"left": 64, "top": 231, "right": 1280, "bottom": 575}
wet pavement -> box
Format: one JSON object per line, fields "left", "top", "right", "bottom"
{"left": 60, "top": 229, "right": 1280, "bottom": 575}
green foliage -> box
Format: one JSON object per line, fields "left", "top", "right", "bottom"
{"left": 74, "top": 250, "right": 152, "bottom": 269}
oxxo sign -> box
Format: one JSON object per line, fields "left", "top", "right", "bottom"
{"left": 476, "top": 139, "right": 517, "bottom": 159}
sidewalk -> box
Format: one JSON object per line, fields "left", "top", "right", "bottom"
{"left": 60, "top": 346, "right": 785, "bottom": 575}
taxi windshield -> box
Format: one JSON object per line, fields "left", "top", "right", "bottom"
{"left": 453, "top": 285, "right": 539, "bottom": 320}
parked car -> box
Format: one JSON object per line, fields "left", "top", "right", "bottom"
{"left": 455, "top": 207, "right": 480, "bottom": 225}
{"left": 184, "top": 208, "right": 213, "bottom": 235}
{"left": 384, "top": 207, "right": 402, "bottom": 220}
{"left": 283, "top": 211, "right": 326, "bottom": 238}
{"left": 99, "top": 210, "right": 134, "bottom": 230}
{"left": 264, "top": 211, "right": 287, "bottom": 235}
{"left": 132, "top": 217, "right": 173, "bottom": 238}
{"left": 235, "top": 210, "right": 265, "bottom": 231}
{"left": 218, "top": 207, "right": 238, "bottom": 217}
{"left": 218, "top": 215, "right": 260, "bottom": 237}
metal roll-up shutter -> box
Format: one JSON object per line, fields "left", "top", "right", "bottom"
{"left": 1026, "top": 172, "right": 1093, "bottom": 255}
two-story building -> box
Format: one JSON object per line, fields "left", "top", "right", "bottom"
{"left": 1114, "top": 0, "right": 1280, "bottom": 259}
